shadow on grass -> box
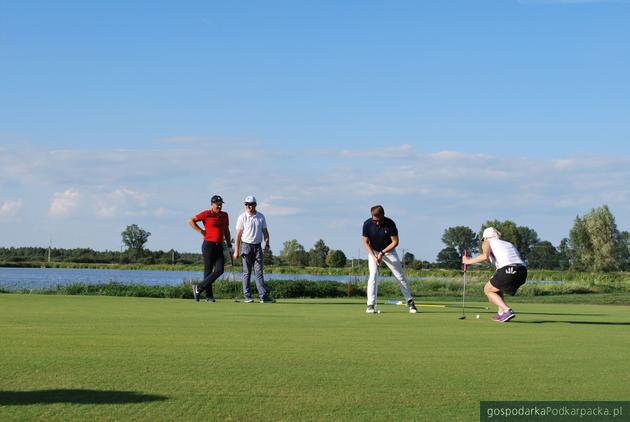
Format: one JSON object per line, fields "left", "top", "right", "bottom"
{"left": 0, "top": 389, "right": 169, "bottom": 405}
{"left": 516, "top": 312, "right": 607, "bottom": 317}
{"left": 270, "top": 300, "right": 487, "bottom": 308}
{"left": 512, "top": 320, "right": 630, "bottom": 326}
{"left": 272, "top": 301, "right": 363, "bottom": 306}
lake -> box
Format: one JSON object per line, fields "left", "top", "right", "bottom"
{"left": 0, "top": 267, "right": 369, "bottom": 290}
{"left": 0, "top": 267, "right": 558, "bottom": 290}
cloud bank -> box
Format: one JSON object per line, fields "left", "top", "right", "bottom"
{"left": 2, "top": 142, "right": 629, "bottom": 259}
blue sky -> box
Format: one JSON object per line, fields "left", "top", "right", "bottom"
{"left": 1, "top": 0, "right": 629, "bottom": 260}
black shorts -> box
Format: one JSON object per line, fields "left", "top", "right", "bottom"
{"left": 490, "top": 265, "right": 527, "bottom": 296}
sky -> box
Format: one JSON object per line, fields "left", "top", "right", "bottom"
{"left": 1, "top": 0, "right": 629, "bottom": 261}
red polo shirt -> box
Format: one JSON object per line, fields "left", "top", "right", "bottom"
{"left": 195, "top": 210, "right": 229, "bottom": 242}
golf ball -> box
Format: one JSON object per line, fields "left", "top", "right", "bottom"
{"left": 476, "top": 314, "right": 480, "bottom": 319}
{"left": 377, "top": 310, "right": 381, "bottom": 314}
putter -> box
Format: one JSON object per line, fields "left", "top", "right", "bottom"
{"left": 459, "top": 250, "right": 468, "bottom": 320}
{"left": 228, "top": 244, "right": 239, "bottom": 302}
{"left": 374, "top": 251, "right": 382, "bottom": 315}
{"left": 232, "top": 271, "right": 239, "bottom": 302}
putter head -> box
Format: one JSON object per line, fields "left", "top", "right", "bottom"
{"left": 458, "top": 315, "right": 466, "bottom": 320}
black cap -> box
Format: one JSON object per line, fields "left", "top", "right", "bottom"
{"left": 211, "top": 195, "right": 224, "bottom": 204}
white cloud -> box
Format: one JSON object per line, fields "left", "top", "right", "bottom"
{"left": 0, "top": 199, "right": 22, "bottom": 221}
{"left": 153, "top": 207, "right": 171, "bottom": 217}
{"left": 339, "top": 144, "right": 416, "bottom": 159}
{"left": 259, "top": 196, "right": 301, "bottom": 217}
{"left": 49, "top": 188, "right": 81, "bottom": 218}
{"left": 94, "top": 187, "right": 149, "bottom": 219}
{"left": 0, "top": 145, "right": 275, "bottom": 189}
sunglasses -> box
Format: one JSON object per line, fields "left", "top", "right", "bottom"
{"left": 245, "top": 203, "right": 256, "bottom": 206}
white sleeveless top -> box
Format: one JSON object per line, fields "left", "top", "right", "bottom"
{"left": 488, "top": 238, "right": 525, "bottom": 269}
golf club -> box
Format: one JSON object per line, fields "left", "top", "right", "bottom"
{"left": 374, "top": 251, "right": 382, "bottom": 315}
{"left": 386, "top": 301, "right": 447, "bottom": 308}
{"left": 459, "top": 249, "right": 468, "bottom": 320}
{"left": 228, "top": 243, "right": 239, "bottom": 302}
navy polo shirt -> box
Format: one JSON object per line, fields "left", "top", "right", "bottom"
{"left": 362, "top": 217, "right": 398, "bottom": 252}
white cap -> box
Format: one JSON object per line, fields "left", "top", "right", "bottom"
{"left": 244, "top": 195, "right": 257, "bottom": 204}
{"left": 482, "top": 227, "right": 500, "bottom": 239}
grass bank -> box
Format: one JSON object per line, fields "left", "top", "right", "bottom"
{"left": 3, "top": 277, "right": 630, "bottom": 305}
{"left": 3, "top": 261, "right": 630, "bottom": 282}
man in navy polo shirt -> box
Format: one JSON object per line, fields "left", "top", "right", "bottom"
{"left": 362, "top": 205, "right": 417, "bottom": 314}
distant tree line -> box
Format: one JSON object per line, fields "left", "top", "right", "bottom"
{"left": 2, "top": 205, "right": 629, "bottom": 272}
{"left": 276, "top": 239, "right": 348, "bottom": 268}
{"left": 0, "top": 246, "right": 203, "bottom": 266}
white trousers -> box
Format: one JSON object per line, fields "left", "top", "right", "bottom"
{"left": 367, "top": 249, "right": 412, "bottom": 306}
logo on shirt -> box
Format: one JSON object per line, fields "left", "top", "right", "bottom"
{"left": 505, "top": 267, "right": 516, "bottom": 275}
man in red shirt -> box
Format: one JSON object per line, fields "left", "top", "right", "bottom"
{"left": 188, "top": 195, "right": 231, "bottom": 302}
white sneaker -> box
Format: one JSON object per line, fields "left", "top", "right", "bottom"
{"left": 366, "top": 305, "right": 375, "bottom": 314}
{"left": 407, "top": 299, "right": 418, "bottom": 314}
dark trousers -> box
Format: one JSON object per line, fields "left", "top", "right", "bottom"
{"left": 199, "top": 241, "right": 225, "bottom": 298}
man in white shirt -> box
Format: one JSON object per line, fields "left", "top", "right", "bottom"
{"left": 233, "top": 195, "right": 274, "bottom": 303}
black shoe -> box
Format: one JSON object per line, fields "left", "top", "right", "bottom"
{"left": 206, "top": 297, "right": 216, "bottom": 303}
{"left": 260, "top": 297, "right": 276, "bottom": 303}
{"left": 192, "top": 285, "right": 200, "bottom": 302}
{"left": 407, "top": 299, "right": 418, "bottom": 314}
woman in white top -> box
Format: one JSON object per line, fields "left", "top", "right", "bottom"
{"left": 462, "top": 227, "right": 527, "bottom": 323}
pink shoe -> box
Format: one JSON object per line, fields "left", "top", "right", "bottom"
{"left": 497, "top": 309, "right": 515, "bottom": 323}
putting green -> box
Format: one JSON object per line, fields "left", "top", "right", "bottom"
{"left": 1, "top": 295, "right": 628, "bottom": 421}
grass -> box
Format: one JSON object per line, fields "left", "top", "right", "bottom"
{"left": 1, "top": 295, "right": 629, "bottom": 421}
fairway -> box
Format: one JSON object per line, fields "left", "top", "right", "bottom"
{"left": 1, "top": 295, "right": 629, "bottom": 421}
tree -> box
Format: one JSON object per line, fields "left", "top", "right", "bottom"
{"left": 436, "top": 246, "right": 461, "bottom": 269}
{"left": 569, "top": 205, "right": 624, "bottom": 272}
{"left": 121, "top": 224, "right": 151, "bottom": 252}
{"left": 263, "top": 247, "right": 275, "bottom": 266}
{"left": 308, "top": 239, "right": 330, "bottom": 267}
{"left": 617, "top": 231, "right": 630, "bottom": 271}
{"left": 480, "top": 220, "right": 539, "bottom": 260}
{"left": 482, "top": 220, "right": 519, "bottom": 246}
{"left": 402, "top": 252, "right": 415, "bottom": 268}
{"left": 279, "top": 239, "right": 308, "bottom": 267}
{"left": 441, "top": 226, "right": 479, "bottom": 257}
{"left": 326, "top": 249, "right": 347, "bottom": 268}
{"left": 557, "top": 238, "right": 572, "bottom": 270}
{"left": 527, "top": 241, "right": 560, "bottom": 269}
{"left": 515, "top": 226, "right": 540, "bottom": 260}
{"left": 568, "top": 215, "right": 592, "bottom": 271}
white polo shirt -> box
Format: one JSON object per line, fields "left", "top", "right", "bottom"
{"left": 236, "top": 211, "right": 267, "bottom": 244}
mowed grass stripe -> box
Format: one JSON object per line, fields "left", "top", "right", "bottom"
{"left": 1, "top": 295, "right": 629, "bottom": 421}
